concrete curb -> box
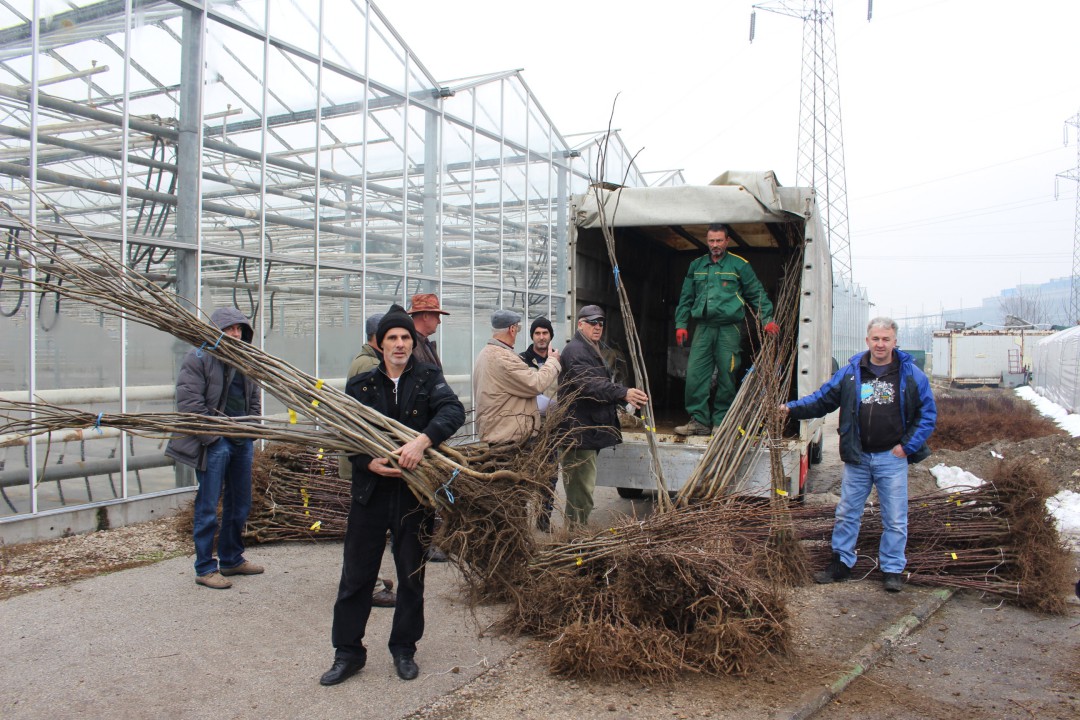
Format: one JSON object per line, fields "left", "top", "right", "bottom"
{"left": 773, "top": 587, "right": 956, "bottom": 720}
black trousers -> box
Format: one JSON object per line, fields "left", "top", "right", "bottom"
{"left": 331, "top": 477, "right": 431, "bottom": 661}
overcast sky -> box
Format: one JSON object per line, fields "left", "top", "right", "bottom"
{"left": 380, "top": 0, "right": 1079, "bottom": 322}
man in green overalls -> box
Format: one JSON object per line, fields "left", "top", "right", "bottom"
{"left": 674, "top": 223, "right": 778, "bottom": 436}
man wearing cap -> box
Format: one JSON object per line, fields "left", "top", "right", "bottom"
{"left": 321, "top": 304, "right": 465, "bottom": 686}
{"left": 674, "top": 223, "right": 779, "bottom": 436}
{"left": 557, "top": 305, "right": 648, "bottom": 526}
{"left": 407, "top": 293, "right": 449, "bottom": 369}
{"left": 473, "top": 309, "right": 561, "bottom": 445}
{"left": 519, "top": 316, "right": 560, "bottom": 529}
{"left": 336, "top": 312, "right": 395, "bottom": 609}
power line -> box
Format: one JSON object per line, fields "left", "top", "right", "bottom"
{"left": 1057, "top": 112, "right": 1080, "bottom": 322}
{"left": 851, "top": 146, "right": 1065, "bottom": 201}
{"left": 854, "top": 194, "right": 1069, "bottom": 236}
{"left": 854, "top": 254, "right": 1069, "bottom": 264}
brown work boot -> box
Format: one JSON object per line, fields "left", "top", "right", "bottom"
{"left": 195, "top": 572, "right": 232, "bottom": 589}
{"left": 673, "top": 418, "right": 711, "bottom": 436}
{"left": 372, "top": 588, "right": 397, "bottom": 607}
{"left": 372, "top": 577, "right": 396, "bottom": 607}
{"left": 219, "top": 560, "right": 265, "bottom": 576}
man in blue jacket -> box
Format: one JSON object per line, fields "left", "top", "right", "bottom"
{"left": 320, "top": 305, "right": 465, "bottom": 686}
{"left": 780, "top": 317, "right": 936, "bottom": 593}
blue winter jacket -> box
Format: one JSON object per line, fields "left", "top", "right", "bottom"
{"left": 785, "top": 349, "right": 936, "bottom": 465}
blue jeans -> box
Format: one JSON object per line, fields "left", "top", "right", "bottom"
{"left": 193, "top": 438, "right": 254, "bottom": 576}
{"left": 833, "top": 450, "right": 909, "bottom": 574}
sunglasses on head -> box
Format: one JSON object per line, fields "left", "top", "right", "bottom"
{"left": 583, "top": 318, "right": 605, "bottom": 326}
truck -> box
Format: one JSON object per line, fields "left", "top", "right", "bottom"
{"left": 569, "top": 171, "right": 834, "bottom": 498}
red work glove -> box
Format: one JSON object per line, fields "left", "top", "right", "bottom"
{"left": 764, "top": 321, "right": 780, "bottom": 336}
{"left": 676, "top": 328, "right": 688, "bottom": 346}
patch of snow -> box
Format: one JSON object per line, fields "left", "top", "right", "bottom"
{"left": 1047, "top": 490, "right": 1080, "bottom": 549}
{"left": 930, "top": 464, "right": 985, "bottom": 492}
{"left": 1015, "top": 386, "right": 1080, "bottom": 437}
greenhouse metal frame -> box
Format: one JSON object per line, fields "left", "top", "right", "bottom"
{"left": 0, "top": 0, "right": 659, "bottom": 524}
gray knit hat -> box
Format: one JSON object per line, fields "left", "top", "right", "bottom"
{"left": 364, "top": 313, "right": 385, "bottom": 339}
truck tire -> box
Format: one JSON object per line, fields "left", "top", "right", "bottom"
{"left": 616, "top": 487, "right": 644, "bottom": 499}
{"left": 810, "top": 439, "right": 823, "bottom": 465}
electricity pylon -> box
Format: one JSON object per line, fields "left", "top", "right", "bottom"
{"left": 1058, "top": 112, "right": 1080, "bottom": 324}
{"left": 750, "top": 0, "right": 872, "bottom": 282}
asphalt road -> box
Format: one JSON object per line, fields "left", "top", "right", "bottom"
{"left": 3, "top": 408, "right": 1077, "bottom": 719}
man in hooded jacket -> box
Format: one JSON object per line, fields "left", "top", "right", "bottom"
{"left": 165, "top": 307, "right": 263, "bottom": 590}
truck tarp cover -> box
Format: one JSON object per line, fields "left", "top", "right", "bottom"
{"left": 1034, "top": 326, "right": 1080, "bottom": 413}
{"left": 574, "top": 171, "right": 794, "bottom": 228}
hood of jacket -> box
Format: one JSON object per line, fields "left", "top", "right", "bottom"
{"left": 210, "top": 307, "right": 254, "bottom": 343}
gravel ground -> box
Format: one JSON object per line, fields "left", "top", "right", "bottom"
{"left": 0, "top": 516, "right": 189, "bottom": 599}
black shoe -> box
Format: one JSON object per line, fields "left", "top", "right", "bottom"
{"left": 371, "top": 589, "right": 397, "bottom": 607}
{"left": 319, "top": 657, "right": 365, "bottom": 686}
{"left": 393, "top": 654, "right": 419, "bottom": 681}
{"left": 882, "top": 572, "right": 905, "bottom": 593}
{"left": 424, "top": 546, "right": 448, "bottom": 563}
{"left": 813, "top": 552, "right": 852, "bottom": 584}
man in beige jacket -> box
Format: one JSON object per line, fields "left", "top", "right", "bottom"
{"left": 473, "top": 309, "right": 560, "bottom": 445}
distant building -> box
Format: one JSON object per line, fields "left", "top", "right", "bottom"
{"left": 896, "top": 276, "right": 1074, "bottom": 352}
{"left": 952, "top": 276, "right": 1072, "bottom": 328}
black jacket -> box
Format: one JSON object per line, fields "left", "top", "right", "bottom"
{"left": 519, "top": 344, "right": 547, "bottom": 370}
{"left": 345, "top": 357, "right": 465, "bottom": 505}
{"left": 557, "top": 331, "right": 628, "bottom": 451}
{"left": 165, "top": 307, "right": 260, "bottom": 471}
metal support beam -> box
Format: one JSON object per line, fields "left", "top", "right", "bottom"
{"left": 421, "top": 107, "right": 440, "bottom": 286}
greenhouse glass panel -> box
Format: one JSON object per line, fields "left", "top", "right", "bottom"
{"left": 266, "top": 0, "right": 318, "bottom": 57}
{"left": 321, "top": 0, "right": 368, "bottom": 73}
{"left": 365, "top": 9, "right": 416, "bottom": 94}
{"left": 210, "top": 0, "right": 266, "bottom": 34}
{"left": 0, "top": 1, "right": 667, "bottom": 530}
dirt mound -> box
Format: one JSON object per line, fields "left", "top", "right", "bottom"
{"left": 916, "top": 434, "right": 1080, "bottom": 494}
{"left": 932, "top": 390, "right": 1064, "bottom": 451}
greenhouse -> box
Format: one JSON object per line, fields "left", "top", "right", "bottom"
{"left": 0, "top": 0, "right": 671, "bottom": 525}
